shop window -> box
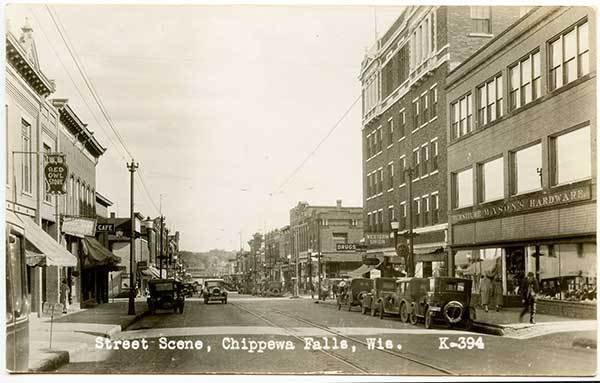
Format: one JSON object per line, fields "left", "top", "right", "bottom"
{"left": 550, "top": 125, "right": 591, "bottom": 185}
{"left": 511, "top": 143, "right": 542, "bottom": 195}
{"left": 549, "top": 20, "right": 589, "bottom": 91}
{"left": 480, "top": 157, "right": 504, "bottom": 202}
{"left": 453, "top": 168, "right": 473, "bottom": 208}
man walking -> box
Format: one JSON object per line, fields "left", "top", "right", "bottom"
{"left": 519, "top": 272, "right": 539, "bottom": 324}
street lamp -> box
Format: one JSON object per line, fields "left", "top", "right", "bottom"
{"left": 390, "top": 219, "right": 400, "bottom": 278}
{"left": 308, "top": 248, "right": 313, "bottom": 298}
{"left": 404, "top": 167, "right": 416, "bottom": 277}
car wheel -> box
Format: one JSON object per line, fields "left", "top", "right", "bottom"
{"left": 409, "top": 308, "right": 418, "bottom": 325}
{"left": 400, "top": 303, "right": 408, "bottom": 323}
{"left": 379, "top": 302, "right": 384, "bottom": 320}
{"left": 425, "top": 308, "right": 432, "bottom": 329}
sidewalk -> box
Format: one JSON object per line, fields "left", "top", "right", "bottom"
{"left": 28, "top": 299, "right": 148, "bottom": 372}
{"left": 306, "top": 296, "right": 596, "bottom": 343}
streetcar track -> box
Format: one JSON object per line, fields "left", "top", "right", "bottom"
{"left": 231, "top": 301, "right": 455, "bottom": 375}
{"left": 230, "top": 302, "right": 371, "bottom": 373}
{"left": 269, "top": 308, "right": 456, "bottom": 375}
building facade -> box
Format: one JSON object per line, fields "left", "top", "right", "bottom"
{"left": 289, "top": 200, "right": 363, "bottom": 291}
{"left": 360, "top": 6, "right": 522, "bottom": 277}
{"left": 446, "top": 6, "right": 596, "bottom": 302}
{"left": 6, "top": 21, "right": 78, "bottom": 315}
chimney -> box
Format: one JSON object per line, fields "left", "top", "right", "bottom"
{"left": 110, "top": 212, "right": 116, "bottom": 218}
{"left": 336, "top": 199, "right": 342, "bottom": 208}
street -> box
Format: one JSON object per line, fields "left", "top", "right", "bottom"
{"left": 56, "top": 294, "right": 596, "bottom": 376}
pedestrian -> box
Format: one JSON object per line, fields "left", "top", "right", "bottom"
{"left": 492, "top": 274, "right": 503, "bottom": 311}
{"left": 519, "top": 272, "right": 539, "bottom": 324}
{"left": 479, "top": 274, "right": 492, "bottom": 312}
{"left": 60, "top": 278, "right": 69, "bottom": 314}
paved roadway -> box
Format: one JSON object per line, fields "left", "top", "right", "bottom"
{"left": 57, "top": 294, "right": 596, "bottom": 376}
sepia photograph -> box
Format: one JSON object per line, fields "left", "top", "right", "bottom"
{"left": 3, "top": 1, "right": 598, "bottom": 379}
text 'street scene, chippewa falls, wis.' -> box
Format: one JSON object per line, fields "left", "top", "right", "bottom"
{"left": 2, "top": 2, "right": 598, "bottom": 380}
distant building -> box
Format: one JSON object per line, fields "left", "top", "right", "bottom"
{"left": 446, "top": 6, "right": 595, "bottom": 303}
{"left": 359, "top": 6, "right": 522, "bottom": 277}
{"left": 289, "top": 200, "right": 363, "bottom": 291}
{"left": 95, "top": 192, "right": 113, "bottom": 218}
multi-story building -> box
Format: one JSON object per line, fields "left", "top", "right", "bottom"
{"left": 95, "top": 192, "right": 113, "bottom": 218}
{"left": 446, "top": 7, "right": 596, "bottom": 305}
{"left": 5, "top": 20, "right": 77, "bottom": 314}
{"left": 360, "top": 6, "right": 522, "bottom": 277}
{"left": 289, "top": 200, "right": 363, "bottom": 291}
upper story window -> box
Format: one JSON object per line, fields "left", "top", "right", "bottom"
{"left": 420, "top": 92, "right": 429, "bottom": 125}
{"left": 549, "top": 20, "right": 589, "bottom": 91}
{"left": 430, "top": 139, "right": 439, "bottom": 172}
{"left": 363, "top": 73, "right": 379, "bottom": 115}
{"left": 398, "top": 156, "right": 406, "bottom": 185}
{"left": 377, "top": 128, "right": 383, "bottom": 152}
{"left": 479, "top": 157, "right": 504, "bottom": 203}
{"left": 399, "top": 110, "right": 406, "bottom": 138}
{"left": 387, "top": 117, "right": 394, "bottom": 144}
{"left": 388, "top": 162, "right": 394, "bottom": 189}
{"left": 511, "top": 143, "right": 542, "bottom": 195}
{"left": 430, "top": 86, "right": 438, "bottom": 119}
{"left": 451, "top": 93, "right": 473, "bottom": 139}
{"left": 509, "top": 51, "right": 541, "bottom": 110}
{"left": 412, "top": 99, "right": 420, "bottom": 131}
{"left": 388, "top": 206, "right": 395, "bottom": 222}
{"left": 453, "top": 168, "right": 473, "bottom": 208}
{"left": 410, "top": 13, "right": 436, "bottom": 71}
{"left": 471, "top": 6, "right": 491, "bottom": 34}
{"left": 412, "top": 148, "right": 421, "bottom": 178}
{"left": 477, "top": 74, "right": 503, "bottom": 126}
{"left": 431, "top": 193, "right": 440, "bottom": 224}
{"left": 382, "top": 45, "right": 410, "bottom": 100}
{"left": 420, "top": 145, "right": 429, "bottom": 176}
{"left": 550, "top": 125, "right": 591, "bottom": 185}
{"left": 399, "top": 202, "right": 407, "bottom": 229}
{"left": 21, "top": 119, "right": 32, "bottom": 194}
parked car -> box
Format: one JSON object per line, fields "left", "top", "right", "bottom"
{"left": 337, "top": 278, "right": 371, "bottom": 312}
{"left": 395, "top": 277, "right": 428, "bottom": 324}
{"left": 263, "top": 281, "right": 283, "bottom": 297}
{"left": 147, "top": 279, "right": 185, "bottom": 314}
{"left": 361, "top": 277, "right": 399, "bottom": 318}
{"left": 409, "top": 277, "right": 475, "bottom": 329}
{"left": 203, "top": 279, "right": 228, "bottom": 304}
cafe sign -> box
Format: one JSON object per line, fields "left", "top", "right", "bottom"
{"left": 451, "top": 184, "right": 592, "bottom": 224}
{"left": 44, "top": 153, "right": 68, "bottom": 194}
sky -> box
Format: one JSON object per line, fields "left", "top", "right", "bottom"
{"left": 5, "top": 3, "right": 402, "bottom": 252}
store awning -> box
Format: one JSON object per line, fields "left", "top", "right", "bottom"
{"left": 413, "top": 246, "right": 446, "bottom": 262}
{"left": 322, "top": 253, "right": 364, "bottom": 262}
{"left": 140, "top": 266, "right": 161, "bottom": 278}
{"left": 19, "top": 215, "right": 77, "bottom": 267}
{"left": 347, "top": 261, "right": 383, "bottom": 278}
{"left": 81, "top": 236, "right": 121, "bottom": 269}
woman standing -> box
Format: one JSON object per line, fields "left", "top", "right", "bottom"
{"left": 480, "top": 274, "right": 492, "bottom": 312}
{"left": 492, "top": 274, "right": 504, "bottom": 311}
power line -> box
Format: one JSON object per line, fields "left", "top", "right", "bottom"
{"left": 275, "top": 93, "right": 361, "bottom": 193}
{"left": 43, "top": 5, "right": 161, "bottom": 216}
{"left": 27, "top": 7, "right": 127, "bottom": 162}
{"left": 45, "top": 5, "right": 133, "bottom": 160}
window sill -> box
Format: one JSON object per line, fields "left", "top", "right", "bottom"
{"left": 387, "top": 144, "right": 394, "bottom": 149}
{"left": 551, "top": 177, "right": 592, "bottom": 189}
{"left": 429, "top": 116, "right": 438, "bottom": 123}
{"left": 398, "top": 136, "right": 406, "bottom": 143}
{"left": 421, "top": 173, "right": 429, "bottom": 180}
{"left": 420, "top": 122, "right": 428, "bottom": 129}
{"left": 387, "top": 188, "right": 394, "bottom": 193}
{"left": 22, "top": 191, "right": 33, "bottom": 197}
{"left": 399, "top": 183, "right": 406, "bottom": 188}
{"left": 511, "top": 188, "right": 543, "bottom": 198}
{"left": 479, "top": 196, "right": 505, "bottom": 205}
{"left": 429, "top": 170, "right": 439, "bottom": 176}
{"left": 412, "top": 177, "right": 420, "bottom": 183}
{"left": 411, "top": 127, "right": 420, "bottom": 134}
{"left": 468, "top": 32, "right": 494, "bottom": 38}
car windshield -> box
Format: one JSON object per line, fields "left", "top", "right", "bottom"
{"left": 353, "top": 280, "right": 371, "bottom": 289}
{"left": 154, "top": 282, "right": 173, "bottom": 291}
{"left": 206, "top": 281, "right": 223, "bottom": 288}
{"left": 442, "top": 280, "right": 465, "bottom": 292}
{"left": 382, "top": 280, "right": 396, "bottom": 290}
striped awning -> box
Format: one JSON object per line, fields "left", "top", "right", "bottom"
{"left": 19, "top": 215, "right": 77, "bottom": 267}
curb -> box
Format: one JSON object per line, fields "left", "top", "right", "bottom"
{"left": 29, "top": 309, "right": 149, "bottom": 372}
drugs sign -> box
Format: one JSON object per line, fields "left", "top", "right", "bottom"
{"left": 44, "top": 153, "right": 68, "bottom": 194}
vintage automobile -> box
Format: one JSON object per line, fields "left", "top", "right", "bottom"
{"left": 361, "top": 277, "right": 400, "bottom": 318}
{"left": 337, "top": 278, "right": 372, "bottom": 312}
{"left": 147, "top": 279, "right": 185, "bottom": 314}
{"left": 408, "top": 277, "right": 475, "bottom": 329}
{"left": 203, "top": 279, "right": 228, "bottom": 304}
{"left": 263, "top": 281, "right": 284, "bottom": 297}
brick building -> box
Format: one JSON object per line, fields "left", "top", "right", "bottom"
{"left": 446, "top": 6, "right": 596, "bottom": 303}
{"left": 5, "top": 20, "right": 78, "bottom": 315}
{"left": 360, "top": 6, "right": 522, "bottom": 277}
{"left": 289, "top": 200, "right": 363, "bottom": 292}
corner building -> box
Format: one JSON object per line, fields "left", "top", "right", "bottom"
{"left": 446, "top": 7, "right": 596, "bottom": 305}
{"left": 360, "top": 6, "right": 522, "bottom": 276}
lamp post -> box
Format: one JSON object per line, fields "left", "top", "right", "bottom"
{"left": 390, "top": 219, "right": 400, "bottom": 277}
{"left": 308, "top": 248, "right": 313, "bottom": 299}
{"left": 404, "top": 167, "right": 416, "bottom": 277}
{"left": 127, "top": 159, "right": 139, "bottom": 315}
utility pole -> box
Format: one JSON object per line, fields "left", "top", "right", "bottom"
{"left": 127, "top": 159, "right": 138, "bottom": 315}
{"left": 159, "top": 215, "right": 164, "bottom": 279}
{"left": 317, "top": 216, "right": 322, "bottom": 300}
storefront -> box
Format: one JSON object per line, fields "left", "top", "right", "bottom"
{"left": 80, "top": 236, "right": 121, "bottom": 305}
{"left": 450, "top": 183, "right": 596, "bottom": 306}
